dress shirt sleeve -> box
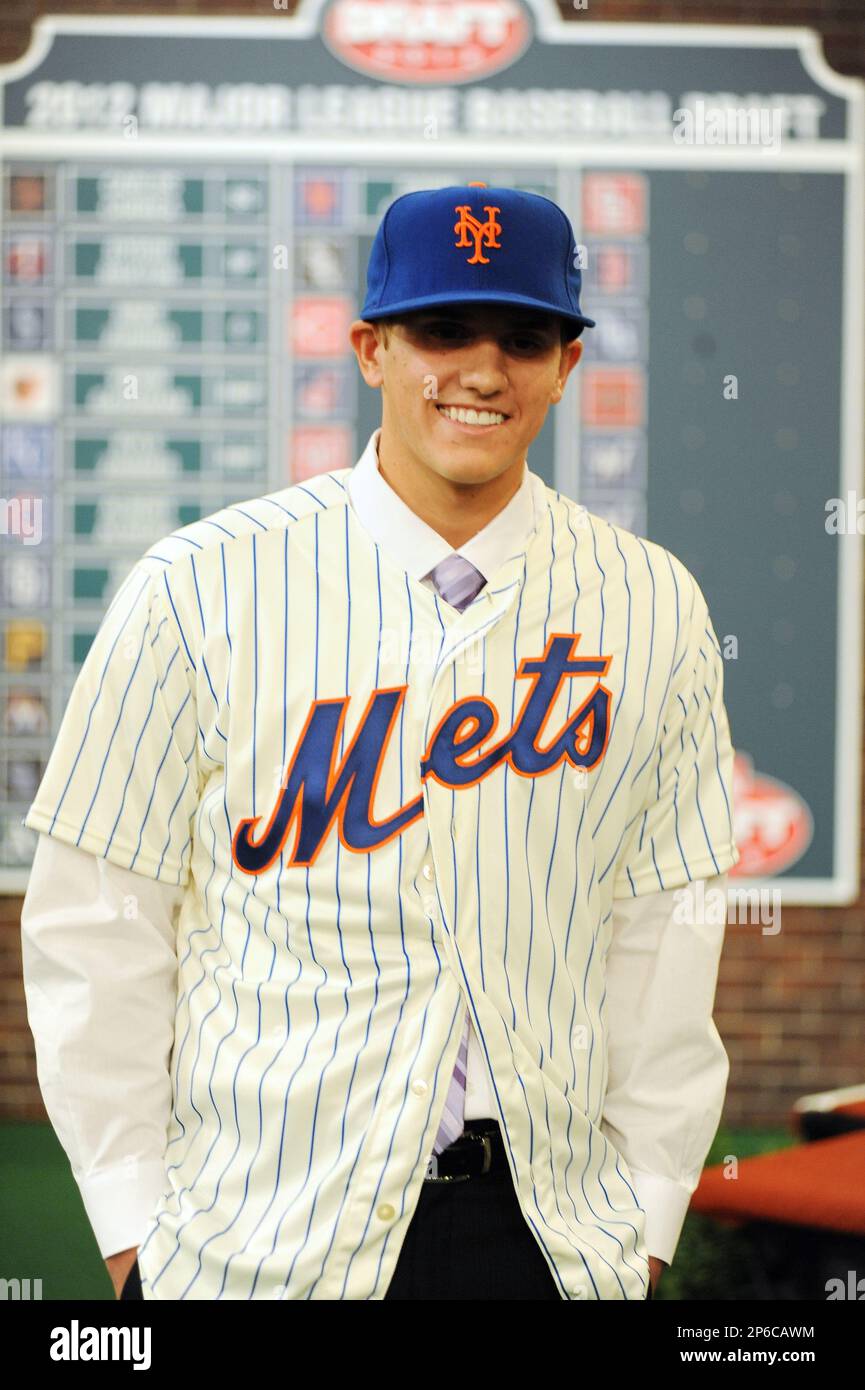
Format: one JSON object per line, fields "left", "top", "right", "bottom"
{"left": 20, "top": 832, "right": 184, "bottom": 1258}
{"left": 599, "top": 873, "right": 730, "bottom": 1266}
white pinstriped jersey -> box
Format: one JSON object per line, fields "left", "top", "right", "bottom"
{"left": 24, "top": 441, "right": 739, "bottom": 1300}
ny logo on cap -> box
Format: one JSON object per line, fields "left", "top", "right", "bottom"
{"left": 453, "top": 201, "right": 502, "bottom": 265}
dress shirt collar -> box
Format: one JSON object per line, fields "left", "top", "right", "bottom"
{"left": 346, "top": 427, "right": 539, "bottom": 582}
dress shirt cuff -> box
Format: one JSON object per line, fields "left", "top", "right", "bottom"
{"left": 629, "top": 1167, "right": 695, "bottom": 1266}
{"left": 77, "top": 1159, "right": 167, "bottom": 1260}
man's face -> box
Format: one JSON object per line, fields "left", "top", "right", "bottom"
{"left": 349, "top": 303, "right": 583, "bottom": 489}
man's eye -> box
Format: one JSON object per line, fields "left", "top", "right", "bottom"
{"left": 506, "top": 335, "right": 549, "bottom": 353}
{"left": 421, "top": 323, "right": 546, "bottom": 348}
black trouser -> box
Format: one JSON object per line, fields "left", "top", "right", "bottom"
{"left": 120, "top": 1258, "right": 143, "bottom": 1300}
{"left": 120, "top": 1125, "right": 652, "bottom": 1300}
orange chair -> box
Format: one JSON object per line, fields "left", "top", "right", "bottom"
{"left": 689, "top": 1085, "right": 865, "bottom": 1297}
{"left": 692, "top": 1129, "right": 865, "bottom": 1236}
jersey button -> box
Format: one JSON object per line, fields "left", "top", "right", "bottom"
{"left": 571, "top": 1283, "right": 588, "bottom": 1299}
{"left": 411, "top": 1078, "right": 428, "bottom": 1096}
{"left": 422, "top": 863, "right": 433, "bottom": 880}
{"left": 377, "top": 1203, "right": 396, "bottom": 1222}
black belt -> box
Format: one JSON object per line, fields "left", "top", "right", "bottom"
{"left": 424, "top": 1119, "right": 507, "bottom": 1182}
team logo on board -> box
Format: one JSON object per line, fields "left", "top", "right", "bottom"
{"left": 232, "top": 633, "right": 613, "bottom": 874}
{"left": 321, "top": 0, "right": 532, "bottom": 86}
{"left": 728, "top": 751, "right": 813, "bottom": 877}
{"left": 454, "top": 200, "right": 502, "bottom": 265}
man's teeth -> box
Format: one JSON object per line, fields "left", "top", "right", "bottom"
{"left": 437, "top": 405, "right": 506, "bottom": 426}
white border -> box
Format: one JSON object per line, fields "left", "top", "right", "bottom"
{"left": 0, "top": 7, "right": 862, "bottom": 904}
{"left": 0, "top": 134, "right": 858, "bottom": 169}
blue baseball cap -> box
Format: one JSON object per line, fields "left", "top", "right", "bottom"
{"left": 360, "top": 183, "right": 596, "bottom": 338}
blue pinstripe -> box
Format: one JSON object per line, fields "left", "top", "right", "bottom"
{"left": 30, "top": 464, "right": 736, "bottom": 1301}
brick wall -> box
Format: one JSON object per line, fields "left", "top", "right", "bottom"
{"left": 1, "top": 0, "right": 863, "bottom": 1128}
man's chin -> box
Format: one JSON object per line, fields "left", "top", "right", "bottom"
{"left": 423, "top": 453, "right": 514, "bottom": 487}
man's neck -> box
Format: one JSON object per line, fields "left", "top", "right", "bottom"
{"left": 375, "top": 433, "right": 525, "bottom": 550}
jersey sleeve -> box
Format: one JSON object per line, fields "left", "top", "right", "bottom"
{"left": 23, "top": 560, "right": 200, "bottom": 887}
{"left": 613, "top": 576, "right": 739, "bottom": 898}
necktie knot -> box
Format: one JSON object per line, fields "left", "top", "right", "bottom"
{"left": 426, "top": 554, "right": 486, "bottom": 613}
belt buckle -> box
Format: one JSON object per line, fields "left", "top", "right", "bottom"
{"left": 472, "top": 1132, "right": 493, "bottom": 1174}
{"left": 425, "top": 1152, "right": 471, "bottom": 1183}
{"left": 424, "top": 1132, "right": 492, "bottom": 1182}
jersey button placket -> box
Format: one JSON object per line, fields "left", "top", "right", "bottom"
{"left": 420, "top": 859, "right": 436, "bottom": 916}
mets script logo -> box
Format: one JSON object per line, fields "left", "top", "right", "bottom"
{"left": 232, "top": 634, "right": 613, "bottom": 875}
{"left": 454, "top": 201, "right": 502, "bottom": 265}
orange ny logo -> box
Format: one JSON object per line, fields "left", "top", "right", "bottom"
{"left": 453, "top": 202, "right": 502, "bottom": 265}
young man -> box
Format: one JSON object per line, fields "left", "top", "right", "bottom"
{"left": 21, "top": 184, "right": 738, "bottom": 1300}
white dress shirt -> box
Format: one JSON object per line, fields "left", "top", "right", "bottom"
{"left": 21, "top": 428, "right": 732, "bottom": 1275}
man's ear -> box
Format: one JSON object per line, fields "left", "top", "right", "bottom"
{"left": 550, "top": 338, "right": 583, "bottom": 403}
{"left": 349, "top": 319, "right": 385, "bottom": 389}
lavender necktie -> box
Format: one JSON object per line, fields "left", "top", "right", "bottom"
{"left": 425, "top": 553, "right": 486, "bottom": 1155}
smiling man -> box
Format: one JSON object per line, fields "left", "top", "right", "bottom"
{"left": 349, "top": 302, "right": 582, "bottom": 548}
{"left": 21, "top": 183, "right": 738, "bottom": 1303}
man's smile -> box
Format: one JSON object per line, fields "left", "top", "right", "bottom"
{"left": 435, "top": 403, "right": 510, "bottom": 429}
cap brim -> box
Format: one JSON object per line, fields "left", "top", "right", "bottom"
{"left": 361, "top": 290, "right": 595, "bottom": 333}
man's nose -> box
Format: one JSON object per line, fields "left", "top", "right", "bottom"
{"left": 458, "top": 336, "right": 509, "bottom": 393}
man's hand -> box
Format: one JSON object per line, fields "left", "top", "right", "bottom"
{"left": 649, "top": 1255, "right": 666, "bottom": 1295}
{"left": 106, "top": 1246, "right": 139, "bottom": 1300}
